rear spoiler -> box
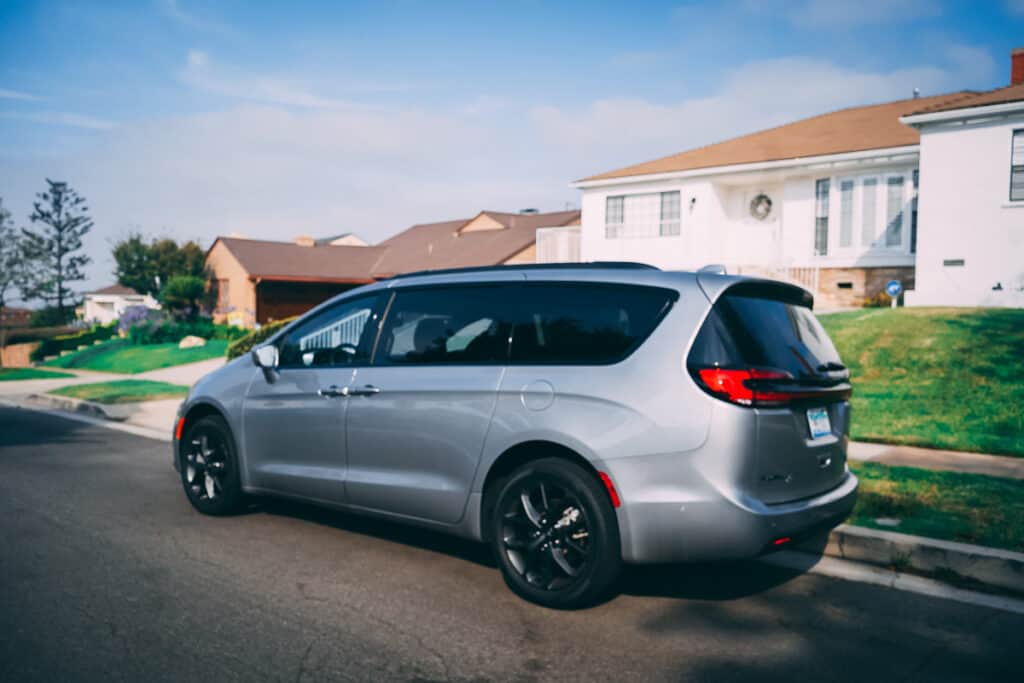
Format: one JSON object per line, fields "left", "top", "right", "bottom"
{"left": 696, "top": 273, "right": 814, "bottom": 309}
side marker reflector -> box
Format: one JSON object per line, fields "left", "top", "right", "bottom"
{"left": 175, "top": 417, "right": 185, "bottom": 441}
{"left": 773, "top": 536, "right": 792, "bottom": 546}
{"left": 598, "top": 471, "right": 621, "bottom": 508}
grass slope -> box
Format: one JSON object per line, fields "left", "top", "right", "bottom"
{"left": 0, "top": 367, "right": 75, "bottom": 381}
{"left": 849, "top": 461, "right": 1024, "bottom": 553}
{"left": 819, "top": 307, "right": 1024, "bottom": 457}
{"left": 44, "top": 339, "right": 227, "bottom": 374}
{"left": 49, "top": 379, "right": 189, "bottom": 404}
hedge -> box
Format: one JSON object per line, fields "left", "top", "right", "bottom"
{"left": 126, "top": 318, "right": 248, "bottom": 345}
{"left": 30, "top": 323, "right": 119, "bottom": 361}
{"left": 225, "top": 317, "right": 296, "bottom": 360}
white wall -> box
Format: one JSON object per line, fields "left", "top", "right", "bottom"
{"left": 579, "top": 160, "right": 919, "bottom": 272}
{"left": 83, "top": 294, "right": 159, "bottom": 324}
{"left": 907, "top": 113, "right": 1024, "bottom": 307}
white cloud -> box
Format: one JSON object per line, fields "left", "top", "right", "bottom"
{"left": 740, "top": 0, "right": 942, "bottom": 28}
{"left": 530, "top": 49, "right": 989, "bottom": 176}
{"left": 0, "top": 87, "right": 40, "bottom": 101}
{"left": 1, "top": 111, "right": 113, "bottom": 129}
{"left": 178, "top": 50, "right": 358, "bottom": 109}
{"left": 0, "top": 48, "right": 993, "bottom": 293}
{"left": 158, "top": 0, "right": 235, "bottom": 35}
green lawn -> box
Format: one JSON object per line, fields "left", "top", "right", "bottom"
{"left": 819, "top": 307, "right": 1024, "bottom": 457}
{"left": 0, "top": 367, "right": 75, "bottom": 381}
{"left": 43, "top": 339, "right": 227, "bottom": 374}
{"left": 49, "top": 379, "right": 189, "bottom": 404}
{"left": 849, "top": 461, "right": 1024, "bottom": 553}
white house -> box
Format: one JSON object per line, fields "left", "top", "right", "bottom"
{"left": 567, "top": 49, "right": 1024, "bottom": 309}
{"left": 900, "top": 56, "right": 1024, "bottom": 307}
{"left": 82, "top": 284, "right": 160, "bottom": 324}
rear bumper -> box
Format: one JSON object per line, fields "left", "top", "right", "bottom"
{"left": 617, "top": 470, "right": 858, "bottom": 564}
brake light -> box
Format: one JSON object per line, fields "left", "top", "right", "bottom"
{"left": 695, "top": 367, "right": 830, "bottom": 407}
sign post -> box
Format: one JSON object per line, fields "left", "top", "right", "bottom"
{"left": 885, "top": 280, "right": 903, "bottom": 309}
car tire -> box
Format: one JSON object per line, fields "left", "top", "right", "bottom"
{"left": 488, "top": 458, "right": 622, "bottom": 609}
{"left": 179, "top": 415, "right": 246, "bottom": 516}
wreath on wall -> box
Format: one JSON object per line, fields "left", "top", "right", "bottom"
{"left": 749, "top": 193, "right": 773, "bottom": 221}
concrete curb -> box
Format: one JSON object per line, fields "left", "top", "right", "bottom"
{"left": 24, "top": 393, "right": 134, "bottom": 421}
{"left": 801, "top": 524, "right": 1024, "bottom": 596}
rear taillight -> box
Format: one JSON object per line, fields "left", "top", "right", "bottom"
{"left": 694, "top": 367, "right": 839, "bottom": 407}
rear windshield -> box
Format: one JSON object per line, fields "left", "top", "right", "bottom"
{"left": 688, "top": 292, "right": 842, "bottom": 379}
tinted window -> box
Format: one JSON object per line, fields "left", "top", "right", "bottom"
{"left": 509, "top": 284, "right": 675, "bottom": 364}
{"left": 688, "top": 291, "right": 842, "bottom": 379}
{"left": 376, "top": 286, "right": 512, "bottom": 365}
{"left": 278, "top": 293, "right": 386, "bottom": 368}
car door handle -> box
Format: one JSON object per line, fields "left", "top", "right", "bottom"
{"left": 318, "top": 385, "right": 347, "bottom": 398}
{"left": 347, "top": 384, "right": 380, "bottom": 397}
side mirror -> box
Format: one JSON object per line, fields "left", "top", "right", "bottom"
{"left": 252, "top": 345, "right": 279, "bottom": 370}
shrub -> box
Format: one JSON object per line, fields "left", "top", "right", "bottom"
{"left": 30, "top": 305, "right": 79, "bottom": 327}
{"left": 226, "top": 317, "right": 296, "bottom": 360}
{"left": 30, "top": 322, "right": 119, "bottom": 361}
{"left": 160, "top": 275, "right": 206, "bottom": 320}
{"left": 863, "top": 291, "right": 894, "bottom": 308}
{"left": 118, "top": 305, "right": 160, "bottom": 334}
{"left": 0, "top": 325, "right": 76, "bottom": 346}
{"left": 125, "top": 317, "right": 247, "bottom": 345}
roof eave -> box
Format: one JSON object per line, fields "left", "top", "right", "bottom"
{"left": 571, "top": 145, "right": 922, "bottom": 189}
{"left": 900, "top": 100, "right": 1024, "bottom": 127}
{"left": 248, "top": 274, "right": 376, "bottom": 285}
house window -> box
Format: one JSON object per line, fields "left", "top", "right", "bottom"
{"left": 1011, "top": 129, "right": 1024, "bottom": 201}
{"left": 838, "top": 179, "right": 854, "bottom": 248}
{"left": 861, "top": 177, "right": 878, "bottom": 247}
{"left": 217, "top": 279, "right": 230, "bottom": 310}
{"left": 814, "top": 178, "right": 830, "bottom": 256}
{"left": 605, "top": 196, "right": 624, "bottom": 238}
{"left": 605, "top": 191, "right": 681, "bottom": 238}
{"left": 885, "top": 176, "right": 904, "bottom": 247}
{"left": 660, "top": 191, "right": 680, "bottom": 236}
{"left": 910, "top": 170, "right": 919, "bottom": 253}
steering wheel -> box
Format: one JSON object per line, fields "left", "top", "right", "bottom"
{"left": 332, "top": 343, "right": 358, "bottom": 363}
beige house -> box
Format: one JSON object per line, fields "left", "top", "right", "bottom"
{"left": 207, "top": 209, "right": 581, "bottom": 328}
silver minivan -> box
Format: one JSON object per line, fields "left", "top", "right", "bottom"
{"left": 173, "top": 264, "right": 857, "bottom": 608}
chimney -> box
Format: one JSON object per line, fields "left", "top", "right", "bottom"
{"left": 294, "top": 234, "right": 315, "bottom": 247}
{"left": 1013, "top": 47, "right": 1024, "bottom": 86}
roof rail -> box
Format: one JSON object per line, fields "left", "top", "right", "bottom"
{"left": 385, "top": 261, "right": 660, "bottom": 281}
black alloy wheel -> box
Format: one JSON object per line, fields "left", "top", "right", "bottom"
{"left": 179, "top": 415, "right": 245, "bottom": 516}
{"left": 490, "top": 458, "right": 621, "bottom": 609}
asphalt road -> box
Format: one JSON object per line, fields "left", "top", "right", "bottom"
{"left": 1, "top": 405, "right": 1020, "bottom": 682}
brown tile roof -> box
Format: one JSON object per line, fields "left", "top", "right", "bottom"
{"left": 370, "top": 210, "right": 581, "bottom": 277}
{"left": 908, "top": 83, "right": 1024, "bottom": 115}
{"left": 215, "top": 237, "right": 388, "bottom": 283}
{"left": 580, "top": 92, "right": 972, "bottom": 183}
{"left": 211, "top": 210, "right": 580, "bottom": 284}
{"left": 90, "top": 284, "right": 143, "bottom": 296}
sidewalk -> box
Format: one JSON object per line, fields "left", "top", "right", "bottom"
{"left": 848, "top": 441, "right": 1024, "bottom": 480}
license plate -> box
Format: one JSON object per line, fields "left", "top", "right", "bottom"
{"left": 807, "top": 407, "right": 832, "bottom": 440}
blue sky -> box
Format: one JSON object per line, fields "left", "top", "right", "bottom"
{"left": 1, "top": 0, "right": 1022, "bottom": 292}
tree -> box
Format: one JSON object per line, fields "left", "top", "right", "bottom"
{"left": 160, "top": 275, "right": 206, "bottom": 320}
{"left": 0, "top": 198, "right": 28, "bottom": 310}
{"left": 113, "top": 233, "right": 206, "bottom": 297}
{"left": 20, "top": 179, "right": 92, "bottom": 321}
